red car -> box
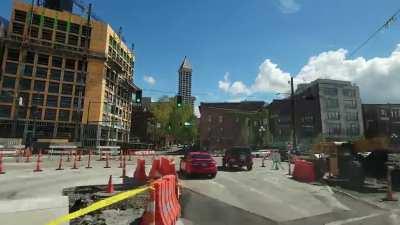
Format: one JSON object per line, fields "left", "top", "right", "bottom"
{"left": 179, "top": 152, "right": 217, "bottom": 178}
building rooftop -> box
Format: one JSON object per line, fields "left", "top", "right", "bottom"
{"left": 200, "top": 101, "right": 266, "bottom": 111}
{"left": 180, "top": 56, "right": 192, "bottom": 70}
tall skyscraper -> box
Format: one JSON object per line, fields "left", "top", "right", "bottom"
{"left": 178, "top": 56, "right": 193, "bottom": 107}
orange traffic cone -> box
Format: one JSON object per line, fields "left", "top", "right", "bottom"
{"left": 140, "top": 186, "right": 155, "bottom": 225}
{"left": 33, "top": 153, "right": 42, "bottom": 172}
{"left": 56, "top": 153, "right": 64, "bottom": 170}
{"left": 77, "top": 150, "right": 82, "bottom": 161}
{"left": 120, "top": 156, "right": 127, "bottom": 178}
{"left": 38, "top": 149, "right": 42, "bottom": 163}
{"left": 86, "top": 150, "right": 92, "bottom": 169}
{"left": 104, "top": 153, "right": 111, "bottom": 168}
{"left": 71, "top": 152, "right": 78, "bottom": 169}
{"left": 0, "top": 152, "right": 5, "bottom": 174}
{"left": 149, "top": 159, "right": 162, "bottom": 179}
{"left": 106, "top": 175, "right": 114, "bottom": 193}
{"left": 133, "top": 159, "right": 147, "bottom": 182}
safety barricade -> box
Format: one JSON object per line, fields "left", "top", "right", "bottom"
{"left": 292, "top": 159, "right": 316, "bottom": 183}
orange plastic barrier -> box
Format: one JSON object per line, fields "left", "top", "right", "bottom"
{"left": 293, "top": 160, "right": 316, "bottom": 183}
{"left": 143, "top": 175, "right": 180, "bottom": 225}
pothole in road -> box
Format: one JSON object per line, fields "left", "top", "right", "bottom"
{"left": 62, "top": 179, "right": 148, "bottom": 225}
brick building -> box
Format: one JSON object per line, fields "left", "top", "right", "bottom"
{"left": 199, "top": 101, "right": 269, "bottom": 151}
{"left": 363, "top": 104, "right": 400, "bottom": 138}
{"left": 0, "top": 0, "right": 139, "bottom": 147}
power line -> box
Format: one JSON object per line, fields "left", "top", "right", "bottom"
{"left": 349, "top": 7, "right": 400, "bottom": 57}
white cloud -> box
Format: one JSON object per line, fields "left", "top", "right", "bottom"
{"left": 217, "top": 72, "right": 251, "bottom": 95}
{"left": 218, "top": 44, "right": 400, "bottom": 103}
{"left": 143, "top": 75, "right": 156, "bottom": 85}
{"left": 277, "top": 0, "right": 301, "bottom": 14}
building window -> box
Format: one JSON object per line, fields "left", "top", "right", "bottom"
{"left": 2, "top": 77, "right": 16, "bottom": 89}
{"left": 302, "top": 115, "right": 314, "bottom": 123}
{"left": 63, "top": 71, "right": 75, "bottom": 82}
{"left": 30, "top": 26, "right": 39, "bottom": 38}
{"left": 46, "top": 95, "right": 58, "bottom": 107}
{"left": 12, "top": 22, "right": 24, "bottom": 35}
{"left": 327, "top": 123, "right": 341, "bottom": 135}
{"left": 346, "top": 111, "right": 358, "bottom": 121}
{"left": 41, "top": 29, "right": 53, "bottom": 41}
{"left": 68, "top": 34, "right": 78, "bottom": 46}
{"left": 60, "top": 96, "right": 72, "bottom": 108}
{"left": 37, "top": 54, "right": 49, "bottom": 66}
{"left": 43, "top": 17, "right": 54, "bottom": 28}
{"left": 50, "top": 69, "right": 61, "bottom": 81}
{"left": 65, "top": 59, "right": 76, "bottom": 70}
{"left": 326, "top": 99, "right": 339, "bottom": 108}
{"left": 75, "top": 86, "right": 84, "bottom": 96}
{"left": 391, "top": 109, "right": 400, "bottom": 119}
{"left": 5, "top": 62, "right": 18, "bottom": 74}
{"left": 25, "top": 52, "right": 35, "bottom": 64}
{"left": 23, "top": 65, "right": 33, "bottom": 77}
{"left": 61, "top": 84, "right": 73, "bottom": 95}
{"left": 0, "top": 105, "right": 12, "bottom": 118}
{"left": 70, "top": 23, "right": 80, "bottom": 34}
{"left": 218, "top": 115, "right": 223, "bottom": 123}
{"left": 32, "top": 14, "right": 40, "bottom": 25}
{"left": 14, "top": 10, "right": 27, "bottom": 22}
{"left": 58, "top": 110, "right": 70, "bottom": 121}
{"left": 35, "top": 67, "right": 48, "bottom": 78}
{"left": 55, "top": 32, "right": 66, "bottom": 44}
{"left": 44, "top": 109, "right": 57, "bottom": 120}
{"left": 7, "top": 48, "right": 20, "bottom": 61}
{"left": 323, "top": 87, "right": 338, "bottom": 96}
{"left": 327, "top": 111, "right": 340, "bottom": 120}
{"left": 344, "top": 99, "right": 357, "bottom": 109}
{"left": 343, "top": 89, "right": 356, "bottom": 97}
{"left": 347, "top": 124, "right": 359, "bottom": 136}
{"left": 32, "top": 94, "right": 44, "bottom": 106}
{"left": 57, "top": 20, "right": 67, "bottom": 31}
{"left": 52, "top": 56, "right": 63, "bottom": 68}
{"left": 31, "top": 108, "right": 42, "bottom": 119}
{"left": 19, "top": 79, "right": 31, "bottom": 91}
{"left": 48, "top": 82, "right": 59, "bottom": 94}
{"left": 380, "top": 109, "right": 387, "bottom": 117}
{"left": 76, "top": 72, "right": 85, "bottom": 83}
{"left": 0, "top": 91, "right": 14, "bottom": 103}
{"left": 33, "top": 80, "right": 46, "bottom": 92}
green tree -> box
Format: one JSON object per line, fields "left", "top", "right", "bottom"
{"left": 149, "top": 97, "right": 198, "bottom": 146}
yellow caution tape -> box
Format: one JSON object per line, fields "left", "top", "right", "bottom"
{"left": 46, "top": 186, "right": 150, "bottom": 225}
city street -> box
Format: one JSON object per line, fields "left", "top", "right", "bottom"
{"left": 0, "top": 155, "right": 400, "bottom": 225}
{"left": 179, "top": 157, "right": 400, "bottom": 225}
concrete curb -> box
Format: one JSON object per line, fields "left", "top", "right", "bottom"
{"left": 330, "top": 186, "right": 385, "bottom": 210}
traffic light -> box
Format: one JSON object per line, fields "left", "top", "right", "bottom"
{"left": 176, "top": 95, "right": 182, "bottom": 108}
{"left": 135, "top": 90, "right": 142, "bottom": 103}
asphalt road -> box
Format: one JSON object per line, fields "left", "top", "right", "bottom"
{"left": 179, "top": 157, "right": 400, "bottom": 225}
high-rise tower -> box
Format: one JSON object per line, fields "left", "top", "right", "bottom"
{"left": 178, "top": 56, "right": 193, "bottom": 107}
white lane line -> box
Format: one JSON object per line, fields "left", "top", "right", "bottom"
{"left": 325, "top": 212, "right": 383, "bottom": 225}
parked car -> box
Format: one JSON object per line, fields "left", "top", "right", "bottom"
{"left": 179, "top": 151, "right": 217, "bottom": 178}
{"left": 223, "top": 147, "right": 253, "bottom": 170}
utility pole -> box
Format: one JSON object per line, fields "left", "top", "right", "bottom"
{"left": 289, "top": 76, "right": 296, "bottom": 175}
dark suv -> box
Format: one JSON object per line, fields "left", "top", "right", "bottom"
{"left": 223, "top": 147, "right": 253, "bottom": 170}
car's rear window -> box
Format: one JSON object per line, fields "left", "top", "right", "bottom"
{"left": 228, "top": 148, "right": 251, "bottom": 155}
{"left": 191, "top": 154, "right": 211, "bottom": 159}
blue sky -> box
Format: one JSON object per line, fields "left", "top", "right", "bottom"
{"left": 2, "top": 0, "right": 400, "bottom": 109}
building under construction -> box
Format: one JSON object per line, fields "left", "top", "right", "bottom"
{"left": 0, "top": 0, "right": 140, "bottom": 147}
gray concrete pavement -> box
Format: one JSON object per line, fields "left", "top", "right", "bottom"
{"left": 0, "top": 155, "right": 147, "bottom": 225}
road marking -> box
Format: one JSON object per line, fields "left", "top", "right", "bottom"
{"left": 325, "top": 212, "right": 383, "bottom": 225}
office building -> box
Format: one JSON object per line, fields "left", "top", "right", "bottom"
{"left": 178, "top": 56, "right": 194, "bottom": 107}
{"left": 0, "top": 0, "right": 139, "bottom": 147}
{"left": 363, "top": 104, "right": 400, "bottom": 139}
{"left": 269, "top": 79, "right": 364, "bottom": 150}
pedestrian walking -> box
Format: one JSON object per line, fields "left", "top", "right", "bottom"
{"left": 271, "top": 150, "right": 284, "bottom": 170}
